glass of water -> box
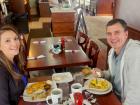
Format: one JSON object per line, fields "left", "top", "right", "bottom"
{"left": 58, "top": 83, "right": 70, "bottom": 100}
{"left": 73, "top": 73, "right": 84, "bottom": 86}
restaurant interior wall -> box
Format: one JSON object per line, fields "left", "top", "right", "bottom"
{"left": 114, "top": 0, "right": 140, "bottom": 40}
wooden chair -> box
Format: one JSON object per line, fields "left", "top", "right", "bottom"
{"left": 20, "top": 34, "right": 28, "bottom": 66}
{"left": 87, "top": 40, "right": 100, "bottom": 68}
{"left": 20, "top": 34, "right": 27, "bottom": 53}
{"left": 75, "top": 8, "right": 88, "bottom": 38}
{"left": 77, "top": 32, "right": 90, "bottom": 52}
{"left": 27, "top": 28, "right": 52, "bottom": 49}
{"left": 75, "top": 8, "right": 82, "bottom": 37}
{"left": 28, "top": 28, "right": 51, "bottom": 40}
{"left": 20, "top": 34, "right": 31, "bottom": 77}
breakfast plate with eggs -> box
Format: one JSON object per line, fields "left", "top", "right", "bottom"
{"left": 81, "top": 67, "right": 94, "bottom": 80}
{"left": 23, "top": 80, "right": 56, "bottom": 102}
{"left": 84, "top": 78, "right": 112, "bottom": 95}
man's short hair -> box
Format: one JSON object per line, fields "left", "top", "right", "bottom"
{"left": 106, "top": 19, "right": 128, "bottom": 31}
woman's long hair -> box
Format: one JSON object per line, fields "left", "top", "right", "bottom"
{"left": 0, "top": 24, "right": 26, "bottom": 80}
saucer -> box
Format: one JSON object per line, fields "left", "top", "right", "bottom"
{"left": 63, "top": 99, "right": 91, "bottom": 105}
{"left": 52, "top": 48, "right": 62, "bottom": 54}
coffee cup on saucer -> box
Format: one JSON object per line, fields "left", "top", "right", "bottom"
{"left": 46, "top": 88, "right": 62, "bottom": 105}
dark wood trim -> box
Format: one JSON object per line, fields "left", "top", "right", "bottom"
{"left": 112, "top": 0, "right": 116, "bottom": 19}
{"left": 128, "top": 26, "right": 140, "bottom": 40}
{"left": 96, "top": 0, "right": 113, "bottom": 16}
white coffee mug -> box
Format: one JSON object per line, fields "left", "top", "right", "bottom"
{"left": 46, "top": 88, "right": 62, "bottom": 105}
{"left": 71, "top": 83, "right": 83, "bottom": 94}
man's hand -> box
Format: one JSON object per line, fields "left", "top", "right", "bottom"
{"left": 91, "top": 68, "right": 104, "bottom": 78}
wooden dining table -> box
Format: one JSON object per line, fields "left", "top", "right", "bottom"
{"left": 18, "top": 76, "right": 122, "bottom": 105}
{"left": 25, "top": 36, "right": 91, "bottom": 71}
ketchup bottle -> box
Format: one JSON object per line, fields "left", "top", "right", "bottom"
{"left": 61, "top": 37, "right": 65, "bottom": 51}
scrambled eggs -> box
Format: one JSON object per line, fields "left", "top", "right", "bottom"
{"left": 89, "top": 78, "right": 109, "bottom": 91}
{"left": 25, "top": 81, "right": 51, "bottom": 100}
{"left": 26, "top": 81, "right": 49, "bottom": 94}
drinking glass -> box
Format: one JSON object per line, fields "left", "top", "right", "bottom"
{"left": 73, "top": 73, "right": 84, "bottom": 86}
{"left": 58, "top": 83, "right": 70, "bottom": 101}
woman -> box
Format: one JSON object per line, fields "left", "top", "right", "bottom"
{"left": 0, "top": 25, "right": 28, "bottom": 105}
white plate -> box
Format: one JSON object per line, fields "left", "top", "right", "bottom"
{"left": 63, "top": 99, "right": 91, "bottom": 105}
{"left": 23, "top": 80, "right": 57, "bottom": 102}
{"left": 84, "top": 78, "right": 112, "bottom": 95}
{"left": 52, "top": 48, "right": 61, "bottom": 54}
{"left": 84, "top": 74, "right": 94, "bottom": 80}
{"left": 52, "top": 72, "right": 73, "bottom": 83}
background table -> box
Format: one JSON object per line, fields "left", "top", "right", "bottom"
{"left": 26, "top": 36, "right": 90, "bottom": 71}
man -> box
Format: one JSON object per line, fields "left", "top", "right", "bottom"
{"left": 94, "top": 19, "right": 140, "bottom": 105}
